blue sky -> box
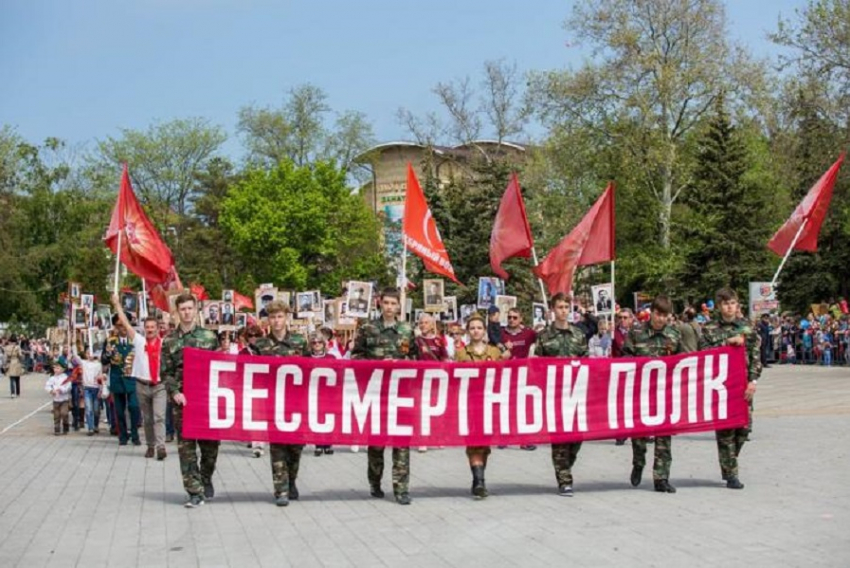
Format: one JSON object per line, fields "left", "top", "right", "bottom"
{"left": 1, "top": 0, "right": 804, "bottom": 159}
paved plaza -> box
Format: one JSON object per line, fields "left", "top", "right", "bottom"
{"left": 1, "top": 364, "right": 848, "bottom": 568}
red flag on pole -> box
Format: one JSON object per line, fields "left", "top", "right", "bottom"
{"left": 233, "top": 291, "right": 254, "bottom": 311}
{"left": 104, "top": 165, "right": 174, "bottom": 283}
{"left": 490, "top": 172, "right": 534, "bottom": 279}
{"left": 767, "top": 153, "right": 845, "bottom": 256}
{"left": 533, "top": 182, "right": 615, "bottom": 295}
{"left": 402, "top": 163, "right": 460, "bottom": 283}
{"left": 146, "top": 266, "right": 183, "bottom": 313}
{"left": 189, "top": 283, "right": 209, "bottom": 301}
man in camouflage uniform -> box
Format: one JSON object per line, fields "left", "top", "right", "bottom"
{"left": 350, "top": 287, "right": 417, "bottom": 505}
{"left": 161, "top": 292, "right": 220, "bottom": 508}
{"left": 533, "top": 292, "right": 588, "bottom": 497}
{"left": 622, "top": 295, "right": 686, "bottom": 494}
{"left": 253, "top": 300, "right": 309, "bottom": 507}
{"left": 698, "top": 287, "right": 761, "bottom": 490}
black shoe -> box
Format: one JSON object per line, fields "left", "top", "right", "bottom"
{"left": 726, "top": 476, "right": 745, "bottom": 490}
{"left": 520, "top": 445, "right": 537, "bottom": 451}
{"left": 314, "top": 448, "right": 323, "bottom": 457}
{"left": 654, "top": 479, "right": 677, "bottom": 493}
{"left": 370, "top": 485, "right": 385, "bottom": 499}
{"left": 289, "top": 481, "right": 299, "bottom": 501}
{"left": 324, "top": 447, "right": 334, "bottom": 455}
{"left": 615, "top": 438, "right": 626, "bottom": 446}
{"left": 395, "top": 493, "right": 412, "bottom": 505}
{"left": 471, "top": 465, "right": 488, "bottom": 499}
{"left": 558, "top": 484, "right": 574, "bottom": 497}
{"left": 630, "top": 466, "right": 643, "bottom": 487}
{"left": 132, "top": 438, "right": 141, "bottom": 446}
{"left": 166, "top": 434, "right": 174, "bottom": 443}
{"left": 119, "top": 440, "right": 128, "bottom": 446}
{"left": 274, "top": 493, "right": 289, "bottom": 507}
{"left": 203, "top": 483, "right": 215, "bottom": 499}
{"left": 184, "top": 494, "right": 205, "bottom": 508}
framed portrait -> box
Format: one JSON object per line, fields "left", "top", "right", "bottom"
{"left": 95, "top": 305, "right": 112, "bottom": 330}
{"left": 323, "top": 300, "right": 337, "bottom": 326}
{"left": 423, "top": 279, "right": 445, "bottom": 312}
{"left": 203, "top": 301, "right": 222, "bottom": 326}
{"left": 495, "top": 295, "right": 517, "bottom": 326}
{"left": 336, "top": 300, "right": 357, "bottom": 330}
{"left": 220, "top": 301, "right": 235, "bottom": 325}
{"left": 442, "top": 296, "right": 458, "bottom": 322}
{"left": 405, "top": 298, "right": 413, "bottom": 321}
{"left": 414, "top": 309, "right": 424, "bottom": 323}
{"left": 235, "top": 313, "right": 248, "bottom": 328}
{"left": 69, "top": 282, "right": 81, "bottom": 302}
{"left": 592, "top": 284, "right": 614, "bottom": 316}
{"left": 296, "top": 291, "right": 318, "bottom": 318}
{"left": 80, "top": 294, "right": 94, "bottom": 313}
{"left": 121, "top": 291, "right": 138, "bottom": 317}
{"left": 73, "top": 305, "right": 87, "bottom": 328}
{"left": 532, "top": 302, "right": 548, "bottom": 327}
{"left": 459, "top": 304, "right": 477, "bottom": 325}
{"left": 345, "top": 281, "right": 372, "bottom": 319}
{"left": 477, "top": 277, "right": 504, "bottom": 310}
{"left": 255, "top": 287, "right": 278, "bottom": 319}
{"left": 278, "top": 290, "right": 292, "bottom": 308}
{"left": 222, "top": 289, "right": 234, "bottom": 303}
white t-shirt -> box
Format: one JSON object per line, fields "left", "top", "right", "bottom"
{"left": 130, "top": 332, "right": 162, "bottom": 384}
{"left": 79, "top": 360, "right": 103, "bottom": 389}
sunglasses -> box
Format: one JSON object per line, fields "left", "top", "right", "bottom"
{"left": 508, "top": 315, "right": 520, "bottom": 320}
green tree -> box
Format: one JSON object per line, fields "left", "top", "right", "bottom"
{"left": 530, "top": 0, "right": 764, "bottom": 250}
{"left": 220, "top": 160, "right": 389, "bottom": 294}
{"left": 678, "top": 96, "right": 776, "bottom": 303}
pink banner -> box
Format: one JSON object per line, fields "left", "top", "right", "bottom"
{"left": 181, "top": 347, "right": 749, "bottom": 446}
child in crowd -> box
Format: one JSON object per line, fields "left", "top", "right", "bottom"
{"left": 45, "top": 361, "right": 72, "bottom": 435}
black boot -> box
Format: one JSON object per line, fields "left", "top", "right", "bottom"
{"left": 471, "top": 465, "right": 488, "bottom": 499}
{"left": 289, "top": 479, "right": 299, "bottom": 500}
{"left": 630, "top": 465, "right": 643, "bottom": 487}
{"left": 654, "top": 479, "right": 677, "bottom": 493}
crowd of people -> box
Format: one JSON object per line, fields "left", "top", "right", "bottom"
{"left": 10, "top": 283, "right": 831, "bottom": 509}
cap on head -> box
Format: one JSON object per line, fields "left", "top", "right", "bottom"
{"left": 488, "top": 305, "right": 500, "bottom": 315}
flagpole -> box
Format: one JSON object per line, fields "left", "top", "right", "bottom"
{"left": 141, "top": 279, "right": 148, "bottom": 318}
{"left": 400, "top": 245, "right": 408, "bottom": 322}
{"left": 610, "top": 260, "right": 616, "bottom": 327}
{"left": 770, "top": 218, "right": 809, "bottom": 287}
{"left": 530, "top": 246, "right": 548, "bottom": 305}
{"left": 113, "top": 227, "right": 122, "bottom": 295}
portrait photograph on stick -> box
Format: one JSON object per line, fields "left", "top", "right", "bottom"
{"left": 592, "top": 283, "right": 614, "bottom": 316}
{"left": 345, "top": 281, "right": 372, "bottom": 318}
{"left": 495, "top": 295, "right": 517, "bottom": 326}
{"left": 423, "top": 278, "right": 445, "bottom": 312}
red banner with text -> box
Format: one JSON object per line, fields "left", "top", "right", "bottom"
{"left": 181, "top": 347, "right": 749, "bottom": 446}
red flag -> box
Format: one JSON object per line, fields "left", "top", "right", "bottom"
{"left": 104, "top": 165, "right": 173, "bottom": 283}
{"left": 490, "top": 172, "right": 534, "bottom": 279}
{"left": 533, "top": 183, "right": 615, "bottom": 295}
{"left": 189, "top": 283, "right": 209, "bottom": 301}
{"left": 233, "top": 291, "right": 254, "bottom": 311}
{"left": 402, "top": 164, "right": 460, "bottom": 283}
{"left": 146, "top": 266, "right": 183, "bottom": 313}
{"left": 767, "top": 153, "right": 845, "bottom": 256}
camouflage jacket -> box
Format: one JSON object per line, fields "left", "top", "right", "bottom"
{"left": 534, "top": 324, "right": 588, "bottom": 358}
{"left": 254, "top": 331, "right": 308, "bottom": 357}
{"left": 699, "top": 317, "right": 762, "bottom": 382}
{"left": 161, "top": 325, "right": 219, "bottom": 396}
{"left": 350, "top": 318, "right": 417, "bottom": 360}
{"left": 623, "top": 324, "right": 686, "bottom": 357}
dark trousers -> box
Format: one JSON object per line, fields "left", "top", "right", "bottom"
{"left": 165, "top": 400, "right": 175, "bottom": 437}
{"left": 114, "top": 390, "right": 140, "bottom": 443}
{"left": 70, "top": 383, "right": 83, "bottom": 429}
{"left": 9, "top": 376, "right": 21, "bottom": 396}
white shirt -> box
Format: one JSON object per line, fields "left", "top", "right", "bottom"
{"left": 79, "top": 360, "right": 103, "bottom": 389}
{"left": 130, "top": 332, "right": 161, "bottom": 384}
{"left": 45, "top": 374, "right": 72, "bottom": 402}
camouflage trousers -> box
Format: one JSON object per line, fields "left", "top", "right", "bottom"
{"left": 716, "top": 404, "right": 752, "bottom": 479}
{"left": 367, "top": 446, "right": 410, "bottom": 495}
{"left": 173, "top": 404, "right": 220, "bottom": 495}
{"left": 632, "top": 436, "right": 672, "bottom": 481}
{"left": 270, "top": 443, "right": 304, "bottom": 496}
{"left": 552, "top": 442, "right": 582, "bottom": 486}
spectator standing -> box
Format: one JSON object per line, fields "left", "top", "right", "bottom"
{"left": 45, "top": 361, "right": 72, "bottom": 435}
{"left": 5, "top": 335, "right": 25, "bottom": 398}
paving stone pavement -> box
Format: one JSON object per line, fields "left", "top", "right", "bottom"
{"left": 0, "top": 364, "right": 848, "bottom": 568}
